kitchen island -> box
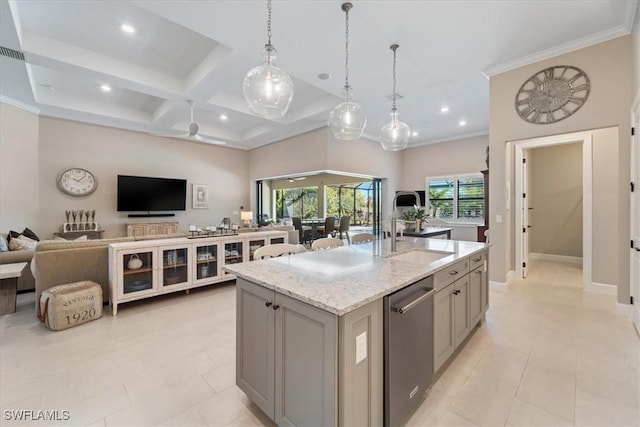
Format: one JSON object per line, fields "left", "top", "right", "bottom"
{"left": 225, "top": 237, "right": 489, "bottom": 426}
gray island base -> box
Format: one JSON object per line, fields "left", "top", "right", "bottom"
{"left": 226, "top": 238, "right": 489, "bottom": 426}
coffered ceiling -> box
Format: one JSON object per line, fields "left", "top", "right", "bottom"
{"left": 0, "top": 0, "right": 636, "bottom": 150}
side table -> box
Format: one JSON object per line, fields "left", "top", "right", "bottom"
{"left": 0, "top": 262, "right": 27, "bottom": 315}
{"left": 54, "top": 230, "right": 105, "bottom": 240}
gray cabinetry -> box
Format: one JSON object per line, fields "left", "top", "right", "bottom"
{"left": 434, "top": 249, "right": 488, "bottom": 372}
{"left": 236, "top": 278, "right": 337, "bottom": 426}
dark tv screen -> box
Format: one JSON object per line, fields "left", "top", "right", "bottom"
{"left": 395, "top": 190, "right": 426, "bottom": 207}
{"left": 117, "top": 175, "right": 186, "bottom": 212}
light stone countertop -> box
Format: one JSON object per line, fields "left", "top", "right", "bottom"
{"left": 225, "top": 238, "right": 488, "bottom": 316}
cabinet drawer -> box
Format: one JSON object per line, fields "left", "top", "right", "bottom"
{"left": 434, "top": 259, "right": 469, "bottom": 290}
{"left": 469, "top": 251, "right": 486, "bottom": 272}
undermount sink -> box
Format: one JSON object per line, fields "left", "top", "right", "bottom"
{"left": 390, "top": 249, "right": 453, "bottom": 265}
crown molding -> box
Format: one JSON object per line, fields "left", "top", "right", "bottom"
{"left": 482, "top": 25, "right": 631, "bottom": 77}
{"left": 408, "top": 130, "right": 489, "bottom": 149}
{"left": 0, "top": 95, "right": 40, "bottom": 114}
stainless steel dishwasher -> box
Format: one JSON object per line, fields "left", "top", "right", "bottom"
{"left": 384, "top": 276, "right": 435, "bottom": 426}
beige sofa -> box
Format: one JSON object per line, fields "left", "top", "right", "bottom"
{"left": 0, "top": 248, "right": 36, "bottom": 292}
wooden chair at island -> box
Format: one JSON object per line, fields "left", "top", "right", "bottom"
{"left": 311, "top": 237, "right": 344, "bottom": 251}
{"left": 350, "top": 233, "right": 376, "bottom": 244}
{"left": 253, "top": 243, "right": 304, "bottom": 260}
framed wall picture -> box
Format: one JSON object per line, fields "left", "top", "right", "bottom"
{"left": 192, "top": 184, "right": 209, "bottom": 209}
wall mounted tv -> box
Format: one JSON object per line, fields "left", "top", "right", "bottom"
{"left": 395, "top": 190, "right": 426, "bottom": 207}
{"left": 117, "top": 175, "right": 187, "bottom": 212}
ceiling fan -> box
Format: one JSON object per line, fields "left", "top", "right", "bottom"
{"left": 152, "top": 100, "right": 226, "bottom": 145}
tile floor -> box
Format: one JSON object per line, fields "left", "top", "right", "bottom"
{"left": 1, "top": 259, "right": 638, "bottom": 426}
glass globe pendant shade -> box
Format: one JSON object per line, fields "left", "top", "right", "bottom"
{"left": 243, "top": 45, "right": 294, "bottom": 119}
{"left": 380, "top": 109, "right": 411, "bottom": 151}
{"left": 328, "top": 86, "right": 367, "bottom": 140}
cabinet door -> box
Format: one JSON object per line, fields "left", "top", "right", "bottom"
{"left": 481, "top": 260, "right": 489, "bottom": 313}
{"left": 236, "top": 279, "right": 275, "bottom": 419}
{"left": 117, "top": 248, "right": 157, "bottom": 300}
{"left": 248, "top": 238, "right": 267, "bottom": 261}
{"left": 275, "top": 293, "right": 337, "bottom": 427}
{"left": 158, "top": 244, "right": 191, "bottom": 292}
{"left": 222, "top": 240, "right": 244, "bottom": 274}
{"left": 469, "top": 267, "right": 484, "bottom": 327}
{"left": 193, "top": 242, "right": 219, "bottom": 284}
{"left": 453, "top": 276, "right": 470, "bottom": 347}
{"left": 433, "top": 286, "right": 454, "bottom": 373}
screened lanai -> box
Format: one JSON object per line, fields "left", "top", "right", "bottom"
{"left": 325, "top": 181, "right": 374, "bottom": 226}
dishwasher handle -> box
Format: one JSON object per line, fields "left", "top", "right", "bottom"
{"left": 391, "top": 288, "right": 436, "bottom": 314}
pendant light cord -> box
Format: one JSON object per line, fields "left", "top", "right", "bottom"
{"left": 391, "top": 44, "right": 398, "bottom": 110}
{"left": 266, "top": 0, "right": 272, "bottom": 46}
{"left": 342, "top": 3, "right": 353, "bottom": 102}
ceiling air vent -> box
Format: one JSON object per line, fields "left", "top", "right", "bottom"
{"left": 0, "top": 46, "right": 25, "bottom": 61}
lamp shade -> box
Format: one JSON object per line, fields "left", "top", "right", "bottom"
{"left": 380, "top": 109, "right": 410, "bottom": 151}
{"left": 243, "top": 45, "right": 294, "bottom": 118}
{"left": 241, "top": 211, "right": 254, "bottom": 221}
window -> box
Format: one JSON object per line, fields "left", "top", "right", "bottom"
{"left": 427, "top": 175, "right": 484, "bottom": 220}
{"left": 274, "top": 187, "right": 318, "bottom": 220}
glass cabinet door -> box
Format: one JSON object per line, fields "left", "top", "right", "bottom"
{"left": 223, "top": 241, "right": 244, "bottom": 274}
{"left": 270, "top": 236, "right": 285, "bottom": 245}
{"left": 195, "top": 243, "right": 218, "bottom": 282}
{"left": 160, "top": 246, "right": 190, "bottom": 289}
{"left": 121, "top": 250, "right": 155, "bottom": 296}
{"left": 248, "top": 239, "right": 266, "bottom": 261}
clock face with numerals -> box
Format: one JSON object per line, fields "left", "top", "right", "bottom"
{"left": 515, "top": 65, "right": 590, "bottom": 124}
{"left": 57, "top": 167, "right": 98, "bottom": 196}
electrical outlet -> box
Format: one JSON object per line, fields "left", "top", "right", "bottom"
{"left": 232, "top": 210, "right": 239, "bottom": 215}
{"left": 496, "top": 214, "right": 503, "bottom": 224}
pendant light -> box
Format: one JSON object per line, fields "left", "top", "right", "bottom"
{"left": 243, "top": 0, "right": 294, "bottom": 118}
{"left": 380, "top": 44, "right": 411, "bottom": 151}
{"left": 328, "top": 2, "right": 366, "bottom": 140}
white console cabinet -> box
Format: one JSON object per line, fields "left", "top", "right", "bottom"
{"left": 109, "top": 231, "right": 288, "bottom": 315}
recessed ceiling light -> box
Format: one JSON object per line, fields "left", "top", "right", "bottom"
{"left": 120, "top": 23, "right": 136, "bottom": 34}
{"left": 458, "top": 120, "right": 467, "bottom": 126}
{"left": 100, "top": 84, "right": 112, "bottom": 92}
{"left": 440, "top": 106, "right": 449, "bottom": 113}
{"left": 38, "top": 83, "right": 55, "bottom": 90}
{"left": 220, "top": 114, "right": 228, "bottom": 121}
{"left": 317, "top": 73, "right": 331, "bottom": 80}
{"left": 412, "top": 131, "right": 419, "bottom": 136}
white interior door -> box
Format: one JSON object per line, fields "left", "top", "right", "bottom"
{"left": 632, "top": 101, "right": 640, "bottom": 333}
{"left": 522, "top": 150, "right": 530, "bottom": 278}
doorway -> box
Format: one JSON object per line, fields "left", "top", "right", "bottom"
{"left": 513, "top": 132, "right": 593, "bottom": 289}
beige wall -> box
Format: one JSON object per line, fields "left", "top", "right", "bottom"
{"left": 0, "top": 103, "right": 40, "bottom": 234}
{"left": 529, "top": 143, "right": 583, "bottom": 258}
{"left": 400, "top": 135, "right": 489, "bottom": 189}
{"left": 490, "top": 35, "right": 632, "bottom": 303}
{"left": 249, "top": 127, "right": 402, "bottom": 220}
{"left": 36, "top": 116, "right": 249, "bottom": 238}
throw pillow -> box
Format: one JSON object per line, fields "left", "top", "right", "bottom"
{"left": 7, "top": 230, "right": 20, "bottom": 242}
{"left": 0, "top": 235, "right": 8, "bottom": 252}
{"left": 8, "top": 234, "right": 37, "bottom": 251}
{"left": 22, "top": 227, "right": 40, "bottom": 241}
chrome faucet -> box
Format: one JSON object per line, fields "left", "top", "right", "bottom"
{"left": 390, "top": 191, "right": 421, "bottom": 252}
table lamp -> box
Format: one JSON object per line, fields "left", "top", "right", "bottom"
{"left": 241, "top": 211, "right": 253, "bottom": 228}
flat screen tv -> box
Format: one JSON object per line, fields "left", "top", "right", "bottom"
{"left": 117, "top": 175, "right": 187, "bottom": 212}
{"left": 395, "top": 190, "right": 426, "bottom": 207}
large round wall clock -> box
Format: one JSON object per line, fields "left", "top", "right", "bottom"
{"left": 57, "top": 167, "right": 98, "bottom": 196}
{"left": 514, "top": 65, "right": 590, "bottom": 124}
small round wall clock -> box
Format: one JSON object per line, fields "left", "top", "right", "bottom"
{"left": 515, "top": 65, "right": 590, "bottom": 124}
{"left": 57, "top": 167, "right": 98, "bottom": 196}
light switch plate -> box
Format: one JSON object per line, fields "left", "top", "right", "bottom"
{"left": 355, "top": 332, "right": 367, "bottom": 365}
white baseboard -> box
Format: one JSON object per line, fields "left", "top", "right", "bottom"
{"left": 529, "top": 252, "right": 583, "bottom": 265}
{"left": 585, "top": 281, "right": 617, "bottom": 295}
{"left": 489, "top": 281, "right": 507, "bottom": 287}
{"left": 615, "top": 303, "right": 632, "bottom": 318}
{"left": 506, "top": 270, "right": 515, "bottom": 284}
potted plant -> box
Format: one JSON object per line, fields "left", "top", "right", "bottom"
{"left": 400, "top": 207, "right": 426, "bottom": 231}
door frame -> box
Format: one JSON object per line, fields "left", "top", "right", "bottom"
{"left": 631, "top": 95, "right": 640, "bottom": 332}
{"left": 513, "top": 131, "right": 593, "bottom": 289}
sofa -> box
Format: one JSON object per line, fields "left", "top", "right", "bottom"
{"left": 0, "top": 248, "right": 36, "bottom": 292}
{"left": 31, "top": 226, "right": 297, "bottom": 315}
